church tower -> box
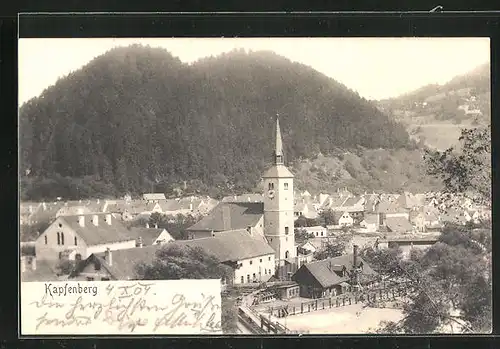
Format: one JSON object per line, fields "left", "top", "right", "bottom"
{"left": 263, "top": 116, "right": 296, "bottom": 264}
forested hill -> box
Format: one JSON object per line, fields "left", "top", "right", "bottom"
{"left": 19, "top": 45, "right": 414, "bottom": 200}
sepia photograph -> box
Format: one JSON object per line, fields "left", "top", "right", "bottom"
{"left": 19, "top": 37, "right": 491, "bottom": 335}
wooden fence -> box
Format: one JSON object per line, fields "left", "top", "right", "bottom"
{"left": 268, "top": 285, "right": 413, "bottom": 318}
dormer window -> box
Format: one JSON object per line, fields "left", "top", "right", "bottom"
{"left": 268, "top": 182, "right": 274, "bottom": 190}
{"left": 276, "top": 155, "right": 283, "bottom": 164}
{"left": 284, "top": 183, "right": 289, "bottom": 190}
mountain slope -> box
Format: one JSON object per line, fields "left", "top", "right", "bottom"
{"left": 20, "top": 45, "right": 419, "bottom": 200}
{"left": 377, "top": 62, "right": 491, "bottom": 150}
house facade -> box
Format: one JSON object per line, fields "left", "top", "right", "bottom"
{"left": 292, "top": 247, "right": 378, "bottom": 298}
{"left": 35, "top": 213, "right": 137, "bottom": 262}
{"left": 71, "top": 229, "right": 275, "bottom": 284}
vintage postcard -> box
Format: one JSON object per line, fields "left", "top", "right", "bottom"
{"left": 19, "top": 37, "right": 491, "bottom": 335}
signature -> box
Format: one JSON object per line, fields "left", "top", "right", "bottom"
{"left": 28, "top": 284, "right": 221, "bottom": 333}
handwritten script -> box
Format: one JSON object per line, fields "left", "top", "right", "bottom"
{"left": 21, "top": 280, "right": 222, "bottom": 335}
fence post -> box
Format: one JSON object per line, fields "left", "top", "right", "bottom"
{"left": 293, "top": 306, "right": 295, "bottom": 315}
{"left": 315, "top": 300, "right": 318, "bottom": 310}
{"left": 329, "top": 298, "right": 332, "bottom": 308}
{"left": 349, "top": 297, "right": 352, "bottom": 305}
{"left": 336, "top": 298, "right": 339, "bottom": 307}
{"left": 308, "top": 304, "right": 311, "bottom": 312}
{"left": 342, "top": 297, "right": 345, "bottom": 306}
{"left": 322, "top": 301, "right": 325, "bottom": 310}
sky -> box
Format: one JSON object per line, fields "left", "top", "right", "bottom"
{"left": 18, "top": 37, "right": 490, "bottom": 105}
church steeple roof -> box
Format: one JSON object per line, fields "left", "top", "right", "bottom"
{"left": 263, "top": 115, "right": 294, "bottom": 178}
{"left": 274, "top": 116, "right": 284, "bottom": 165}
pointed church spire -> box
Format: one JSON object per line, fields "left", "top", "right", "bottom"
{"left": 275, "top": 115, "right": 284, "bottom": 165}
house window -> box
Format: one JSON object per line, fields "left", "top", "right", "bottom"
{"left": 321, "top": 232, "right": 323, "bottom": 236}
{"left": 284, "top": 183, "right": 289, "bottom": 190}
{"left": 247, "top": 274, "right": 250, "bottom": 283}
{"left": 285, "top": 251, "right": 290, "bottom": 259}
{"left": 86, "top": 277, "right": 94, "bottom": 281}
{"left": 265, "top": 269, "right": 267, "bottom": 275}
{"left": 58, "top": 252, "right": 62, "bottom": 259}
{"left": 260, "top": 259, "right": 262, "bottom": 263}
{"left": 268, "top": 182, "right": 274, "bottom": 190}
{"left": 61, "top": 232, "right": 65, "bottom": 245}
{"left": 75, "top": 254, "right": 82, "bottom": 261}
{"left": 101, "top": 277, "right": 110, "bottom": 281}
{"left": 57, "top": 232, "right": 60, "bottom": 245}
{"left": 253, "top": 273, "right": 256, "bottom": 281}
{"left": 74, "top": 237, "right": 78, "bottom": 246}
{"left": 241, "top": 276, "right": 244, "bottom": 283}
{"left": 269, "top": 269, "right": 272, "bottom": 275}
{"left": 59, "top": 224, "right": 62, "bottom": 228}
{"left": 250, "top": 260, "right": 253, "bottom": 265}
{"left": 285, "top": 226, "right": 289, "bottom": 235}
{"left": 44, "top": 236, "right": 47, "bottom": 245}
{"left": 268, "top": 257, "right": 271, "bottom": 261}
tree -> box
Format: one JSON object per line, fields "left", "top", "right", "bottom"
{"left": 135, "top": 244, "right": 238, "bottom": 334}
{"left": 319, "top": 209, "right": 337, "bottom": 226}
{"left": 147, "top": 212, "right": 200, "bottom": 240}
{"left": 359, "top": 245, "right": 404, "bottom": 277}
{"left": 294, "top": 228, "right": 314, "bottom": 243}
{"left": 313, "top": 236, "right": 348, "bottom": 260}
{"left": 424, "top": 126, "right": 491, "bottom": 207}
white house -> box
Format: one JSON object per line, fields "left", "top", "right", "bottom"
{"left": 303, "top": 225, "right": 328, "bottom": 237}
{"left": 360, "top": 214, "right": 379, "bottom": 233}
{"left": 71, "top": 229, "right": 275, "bottom": 284}
{"left": 338, "top": 211, "right": 354, "bottom": 227}
{"left": 35, "top": 213, "right": 137, "bottom": 262}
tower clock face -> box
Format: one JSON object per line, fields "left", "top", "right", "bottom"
{"left": 267, "top": 190, "right": 275, "bottom": 199}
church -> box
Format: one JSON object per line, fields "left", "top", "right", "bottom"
{"left": 186, "top": 116, "right": 298, "bottom": 271}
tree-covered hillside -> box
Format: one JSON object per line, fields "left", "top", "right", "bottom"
{"left": 377, "top": 62, "right": 490, "bottom": 150}
{"left": 19, "top": 45, "right": 414, "bottom": 200}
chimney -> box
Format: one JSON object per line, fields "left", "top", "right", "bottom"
{"left": 211, "top": 230, "right": 215, "bottom": 237}
{"left": 222, "top": 205, "right": 231, "bottom": 230}
{"left": 154, "top": 223, "right": 158, "bottom": 229}
{"left": 30, "top": 256, "right": 37, "bottom": 271}
{"left": 353, "top": 244, "right": 359, "bottom": 268}
{"left": 105, "top": 248, "right": 112, "bottom": 266}
{"left": 146, "top": 222, "right": 150, "bottom": 229}
{"left": 189, "top": 203, "right": 193, "bottom": 211}
{"left": 137, "top": 237, "right": 143, "bottom": 248}
{"left": 79, "top": 199, "right": 82, "bottom": 203}
{"left": 92, "top": 214, "right": 99, "bottom": 226}
{"left": 42, "top": 202, "right": 47, "bottom": 211}
{"left": 248, "top": 197, "right": 251, "bottom": 202}
{"left": 29, "top": 205, "right": 33, "bottom": 213}
{"left": 78, "top": 216, "right": 85, "bottom": 227}
{"left": 97, "top": 198, "right": 100, "bottom": 204}
{"left": 105, "top": 214, "right": 112, "bottom": 225}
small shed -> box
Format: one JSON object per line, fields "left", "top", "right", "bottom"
{"left": 276, "top": 282, "right": 300, "bottom": 300}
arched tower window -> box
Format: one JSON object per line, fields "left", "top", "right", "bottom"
{"left": 285, "top": 250, "right": 290, "bottom": 259}
{"left": 74, "top": 236, "right": 78, "bottom": 246}
{"left": 268, "top": 182, "right": 274, "bottom": 190}
{"left": 57, "top": 232, "right": 60, "bottom": 245}
{"left": 44, "top": 235, "right": 47, "bottom": 245}
{"left": 61, "top": 232, "right": 65, "bottom": 245}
